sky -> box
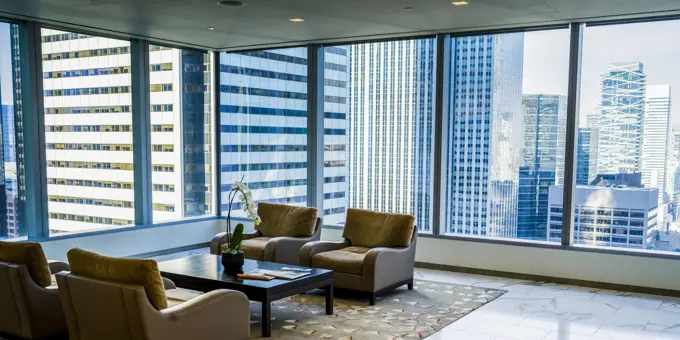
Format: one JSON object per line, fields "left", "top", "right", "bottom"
{"left": 522, "top": 20, "right": 680, "bottom": 130}
{"left": 0, "top": 24, "right": 11, "bottom": 105}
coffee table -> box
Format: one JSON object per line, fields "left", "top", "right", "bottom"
{"left": 158, "top": 255, "right": 334, "bottom": 337}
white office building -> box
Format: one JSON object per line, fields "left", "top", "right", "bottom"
{"left": 641, "top": 85, "right": 672, "bottom": 203}
{"left": 548, "top": 183, "right": 659, "bottom": 249}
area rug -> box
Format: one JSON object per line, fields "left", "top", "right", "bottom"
{"left": 250, "top": 280, "right": 506, "bottom": 339}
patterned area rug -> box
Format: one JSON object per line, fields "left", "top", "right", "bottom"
{"left": 250, "top": 280, "right": 505, "bottom": 339}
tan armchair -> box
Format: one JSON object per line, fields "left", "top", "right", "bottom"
{"left": 211, "top": 202, "right": 321, "bottom": 265}
{"left": 56, "top": 248, "right": 251, "bottom": 340}
{"left": 0, "top": 242, "right": 69, "bottom": 339}
{"left": 299, "top": 208, "right": 417, "bottom": 305}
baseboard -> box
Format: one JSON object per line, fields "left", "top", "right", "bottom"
{"left": 130, "top": 242, "right": 209, "bottom": 259}
{"left": 415, "top": 261, "right": 680, "bottom": 298}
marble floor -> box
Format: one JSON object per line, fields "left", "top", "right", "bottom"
{"left": 154, "top": 249, "right": 680, "bottom": 340}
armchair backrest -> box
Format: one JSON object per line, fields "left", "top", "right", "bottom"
{"left": 0, "top": 261, "right": 66, "bottom": 339}
{"left": 342, "top": 208, "right": 416, "bottom": 248}
{"left": 256, "top": 202, "right": 318, "bottom": 238}
{"left": 56, "top": 272, "right": 156, "bottom": 340}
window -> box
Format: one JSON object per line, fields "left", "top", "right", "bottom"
{"left": 42, "top": 29, "right": 134, "bottom": 235}
{"left": 571, "top": 20, "right": 680, "bottom": 253}
{"left": 323, "top": 39, "right": 436, "bottom": 232}
{"left": 219, "top": 48, "right": 308, "bottom": 216}
{"left": 443, "top": 29, "right": 570, "bottom": 241}
{"left": 0, "top": 22, "right": 26, "bottom": 239}
{"left": 149, "top": 45, "right": 213, "bottom": 222}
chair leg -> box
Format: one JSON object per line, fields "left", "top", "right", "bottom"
{"left": 408, "top": 280, "right": 414, "bottom": 290}
{"left": 369, "top": 293, "right": 376, "bottom": 306}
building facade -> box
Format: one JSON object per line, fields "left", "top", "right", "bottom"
{"left": 641, "top": 84, "right": 672, "bottom": 204}
{"left": 596, "top": 62, "right": 646, "bottom": 175}
{"left": 577, "top": 127, "right": 598, "bottom": 185}
{"left": 517, "top": 94, "right": 566, "bottom": 240}
{"left": 444, "top": 33, "right": 525, "bottom": 237}
{"left": 346, "top": 40, "right": 435, "bottom": 231}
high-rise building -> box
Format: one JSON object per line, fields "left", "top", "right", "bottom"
{"left": 548, "top": 173, "right": 659, "bottom": 249}
{"left": 596, "top": 62, "right": 646, "bottom": 174}
{"left": 345, "top": 40, "right": 435, "bottom": 231}
{"left": 641, "top": 85, "right": 672, "bottom": 204}
{"left": 1, "top": 105, "right": 15, "bottom": 163}
{"left": 41, "top": 29, "right": 212, "bottom": 234}
{"left": 517, "top": 94, "right": 566, "bottom": 240}
{"left": 219, "top": 48, "right": 349, "bottom": 225}
{"left": 577, "top": 128, "right": 598, "bottom": 185}
{"left": 9, "top": 24, "right": 25, "bottom": 238}
{"left": 444, "top": 33, "right": 525, "bottom": 237}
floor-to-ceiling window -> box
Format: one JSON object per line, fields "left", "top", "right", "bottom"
{"left": 442, "top": 29, "right": 570, "bottom": 242}
{"left": 323, "top": 39, "right": 436, "bottom": 232}
{"left": 219, "top": 48, "right": 308, "bottom": 217}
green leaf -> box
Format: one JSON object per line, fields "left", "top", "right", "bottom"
{"left": 230, "top": 223, "right": 244, "bottom": 251}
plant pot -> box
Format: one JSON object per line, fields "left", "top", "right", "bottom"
{"left": 221, "top": 251, "right": 245, "bottom": 272}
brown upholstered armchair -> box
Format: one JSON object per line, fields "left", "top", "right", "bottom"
{"left": 211, "top": 202, "right": 321, "bottom": 265}
{"left": 0, "top": 242, "right": 69, "bottom": 339}
{"left": 56, "top": 248, "right": 251, "bottom": 340}
{"left": 299, "top": 208, "right": 417, "bottom": 305}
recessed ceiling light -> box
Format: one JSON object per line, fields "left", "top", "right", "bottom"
{"left": 452, "top": 1, "right": 468, "bottom": 5}
{"left": 404, "top": 6, "right": 415, "bottom": 10}
{"left": 217, "top": 1, "right": 244, "bottom": 7}
{"left": 207, "top": 27, "right": 215, "bottom": 31}
{"left": 289, "top": 18, "right": 305, "bottom": 22}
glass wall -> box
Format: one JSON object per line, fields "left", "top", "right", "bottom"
{"left": 42, "top": 29, "right": 135, "bottom": 235}
{"left": 323, "top": 39, "right": 436, "bottom": 232}
{"left": 0, "top": 22, "right": 25, "bottom": 239}
{"left": 442, "top": 29, "right": 570, "bottom": 241}
{"left": 219, "top": 48, "right": 308, "bottom": 217}
{"left": 565, "top": 19, "right": 680, "bottom": 252}
{"left": 149, "top": 45, "right": 213, "bottom": 222}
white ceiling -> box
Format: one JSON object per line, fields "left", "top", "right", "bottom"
{"left": 1, "top": 0, "right": 680, "bottom": 51}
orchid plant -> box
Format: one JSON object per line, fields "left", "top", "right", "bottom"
{"left": 222, "top": 176, "right": 261, "bottom": 254}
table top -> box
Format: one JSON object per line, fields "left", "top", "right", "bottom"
{"left": 158, "top": 254, "right": 333, "bottom": 290}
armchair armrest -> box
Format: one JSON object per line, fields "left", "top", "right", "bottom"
{"left": 152, "top": 289, "right": 250, "bottom": 340}
{"left": 363, "top": 232, "right": 417, "bottom": 292}
{"left": 210, "top": 230, "right": 262, "bottom": 255}
{"left": 299, "top": 240, "right": 351, "bottom": 267}
{"left": 48, "top": 261, "right": 70, "bottom": 274}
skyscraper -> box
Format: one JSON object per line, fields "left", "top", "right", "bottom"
{"left": 577, "top": 127, "right": 598, "bottom": 185}
{"left": 641, "top": 85, "right": 672, "bottom": 204}
{"left": 346, "top": 40, "right": 435, "bottom": 231}
{"left": 517, "top": 94, "right": 566, "bottom": 240}
{"left": 445, "top": 33, "right": 525, "bottom": 237}
{"left": 596, "top": 62, "right": 646, "bottom": 174}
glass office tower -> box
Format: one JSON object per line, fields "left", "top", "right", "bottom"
{"left": 444, "top": 33, "right": 525, "bottom": 237}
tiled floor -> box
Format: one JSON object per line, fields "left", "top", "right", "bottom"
{"left": 154, "top": 249, "right": 680, "bottom": 340}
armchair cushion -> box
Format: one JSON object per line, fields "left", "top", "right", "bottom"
{"left": 67, "top": 248, "right": 168, "bottom": 310}
{"left": 0, "top": 241, "right": 52, "bottom": 287}
{"left": 343, "top": 208, "right": 415, "bottom": 248}
{"left": 310, "top": 246, "right": 370, "bottom": 275}
{"left": 239, "top": 237, "right": 271, "bottom": 260}
{"left": 256, "top": 202, "right": 317, "bottom": 238}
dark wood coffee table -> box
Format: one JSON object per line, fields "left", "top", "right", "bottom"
{"left": 158, "top": 255, "right": 334, "bottom": 337}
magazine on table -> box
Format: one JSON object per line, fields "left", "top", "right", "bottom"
{"left": 242, "top": 269, "right": 311, "bottom": 280}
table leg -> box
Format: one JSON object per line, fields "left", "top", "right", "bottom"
{"left": 262, "top": 299, "right": 271, "bottom": 337}
{"left": 325, "top": 284, "right": 334, "bottom": 315}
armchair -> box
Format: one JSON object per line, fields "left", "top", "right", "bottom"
{"left": 299, "top": 208, "right": 417, "bottom": 305}
{"left": 0, "top": 242, "right": 69, "bottom": 339}
{"left": 211, "top": 203, "right": 321, "bottom": 265}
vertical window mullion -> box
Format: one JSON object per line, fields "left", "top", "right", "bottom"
{"left": 307, "top": 45, "right": 324, "bottom": 213}
{"left": 131, "top": 39, "right": 152, "bottom": 226}
{"left": 433, "top": 34, "right": 452, "bottom": 235}
{"left": 213, "top": 51, "right": 222, "bottom": 217}
{"left": 562, "top": 23, "right": 584, "bottom": 246}
{"left": 19, "top": 21, "right": 49, "bottom": 238}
